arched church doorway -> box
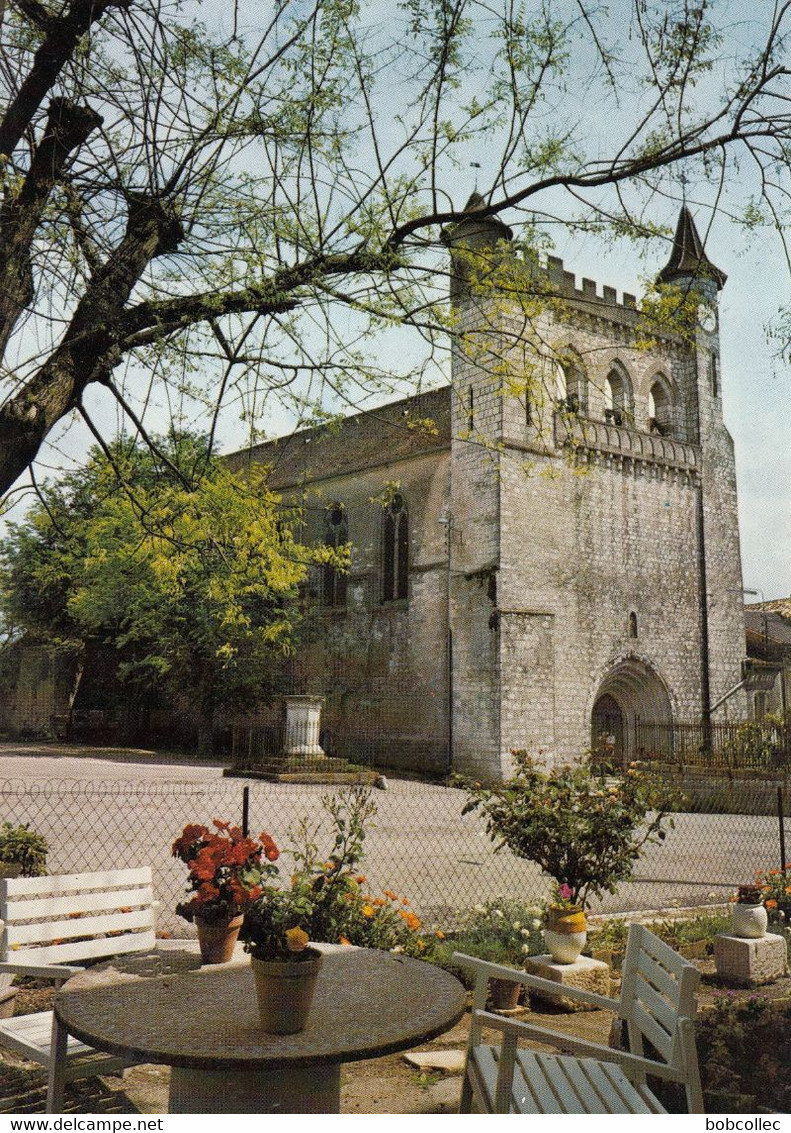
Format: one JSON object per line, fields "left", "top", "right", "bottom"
{"left": 591, "top": 693, "right": 624, "bottom": 765}
{"left": 590, "top": 658, "right": 672, "bottom": 768}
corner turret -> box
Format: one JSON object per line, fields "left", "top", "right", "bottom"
{"left": 443, "top": 192, "right": 514, "bottom": 300}
{"left": 657, "top": 206, "right": 727, "bottom": 302}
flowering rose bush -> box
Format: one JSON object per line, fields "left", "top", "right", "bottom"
{"left": 172, "top": 819, "right": 280, "bottom": 924}
{"left": 462, "top": 751, "right": 677, "bottom": 906}
{"left": 434, "top": 898, "right": 544, "bottom": 977}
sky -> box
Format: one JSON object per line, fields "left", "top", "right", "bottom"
{"left": 1, "top": 0, "right": 788, "bottom": 601}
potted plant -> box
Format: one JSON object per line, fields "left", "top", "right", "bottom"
{"left": 542, "top": 882, "right": 590, "bottom": 963}
{"left": 463, "top": 752, "right": 676, "bottom": 964}
{"left": 172, "top": 819, "right": 280, "bottom": 964}
{"left": 0, "top": 821, "right": 48, "bottom": 878}
{"left": 730, "top": 883, "right": 768, "bottom": 939}
{"left": 240, "top": 883, "right": 323, "bottom": 1034}
{"left": 754, "top": 865, "right": 791, "bottom": 932}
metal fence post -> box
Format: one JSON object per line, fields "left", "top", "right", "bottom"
{"left": 779, "top": 786, "right": 787, "bottom": 874}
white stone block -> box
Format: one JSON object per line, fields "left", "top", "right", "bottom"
{"left": 525, "top": 953, "right": 610, "bottom": 1012}
{"left": 714, "top": 931, "right": 788, "bottom": 987}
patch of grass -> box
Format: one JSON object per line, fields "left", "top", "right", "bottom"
{"left": 414, "top": 1071, "right": 441, "bottom": 1090}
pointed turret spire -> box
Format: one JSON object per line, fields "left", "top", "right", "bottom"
{"left": 658, "top": 206, "right": 726, "bottom": 290}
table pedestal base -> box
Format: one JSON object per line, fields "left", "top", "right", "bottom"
{"left": 169, "top": 1063, "right": 341, "bottom": 1113}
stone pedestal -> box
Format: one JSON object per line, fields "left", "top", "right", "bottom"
{"left": 283, "top": 695, "right": 326, "bottom": 758}
{"left": 524, "top": 954, "right": 610, "bottom": 1012}
{"left": 713, "top": 932, "right": 788, "bottom": 987}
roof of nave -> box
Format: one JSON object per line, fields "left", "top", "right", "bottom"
{"left": 225, "top": 386, "right": 451, "bottom": 489}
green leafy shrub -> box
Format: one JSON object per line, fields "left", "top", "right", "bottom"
{"left": 462, "top": 751, "right": 677, "bottom": 905}
{"left": 0, "top": 822, "right": 48, "bottom": 876}
{"left": 587, "top": 913, "right": 731, "bottom": 963}
{"left": 697, "top": 995, "right": 791, "bottom": 1113}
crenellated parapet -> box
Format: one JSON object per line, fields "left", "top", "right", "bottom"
{"left": 544, "top": 255, "right": 640, "bottom": 321}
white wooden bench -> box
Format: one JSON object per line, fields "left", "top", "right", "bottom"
{"left": 0, "top": 867, "right": 158, "bottom": 1113}
{"left": 453, "top": 922, "right": 704, "bottom": 1114}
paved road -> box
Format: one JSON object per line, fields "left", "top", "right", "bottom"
{"left": 1, "top": 744, "right": 784, "bottom": 934}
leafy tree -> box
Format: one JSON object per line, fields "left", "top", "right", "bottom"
{"left": 0, "top": 0, "right": 789, "bottom": 498}
{"left": 0, "top": 435, "right": 340, "bottom": 751}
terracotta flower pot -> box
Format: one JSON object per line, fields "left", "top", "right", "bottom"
{"left": 488, "top": 977, "right": 522, "bottom": 1013}
{"left": 544, "top": 905, "right": 587, "bottom": 964}
{"left": 195, "top": 913, "right": 244, "bottom": 964}
{"left": 251, "top": 947, "right": 323, "bottom": 1034}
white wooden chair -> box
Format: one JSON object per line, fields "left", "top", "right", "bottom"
{"left": 0, "top": 867, "right": 158, "bottom": 1113}
{"left": 453, "top": 922, "right": 704, "bottom": 1115}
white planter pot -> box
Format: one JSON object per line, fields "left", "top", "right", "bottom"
{"left": 543, "top": 928, "right": 587, "bottom": 965}
{"left": 731, "top": 902, "right": 768, "bottom": 939}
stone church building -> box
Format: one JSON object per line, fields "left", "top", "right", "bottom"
{"left": 228, "top": 201, "right": 748, "bottom": 781}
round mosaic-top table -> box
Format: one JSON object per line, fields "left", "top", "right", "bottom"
{"left": 55, "top": 944, "right": 466, "bottom": 1113}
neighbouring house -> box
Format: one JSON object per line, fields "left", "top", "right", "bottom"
{"left": 745, "top": 600, "right": 791, "bottom": 719}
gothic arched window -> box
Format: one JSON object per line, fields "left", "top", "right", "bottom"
{"left": 648, "top": 375, "right": 674, "bottom": 436}
{"left": 322, "top": 503, "right": 348, "bottom": 607}
{"left": 382, "top": 493, "right": 409, "bottom": 602}
{"left": 604, "top": 364, "right": 633, "bottom": 426}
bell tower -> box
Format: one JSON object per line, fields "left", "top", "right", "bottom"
{"left": 658, "top": 206, "right": 745, "bottom": 721}
{"left": 657, "top": 205, "right": 727, "bottom": 445}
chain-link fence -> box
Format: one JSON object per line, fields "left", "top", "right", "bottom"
{"left": 2, "top": 772, "right": 789, "bottom": 937}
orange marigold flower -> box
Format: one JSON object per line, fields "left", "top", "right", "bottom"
{"left": 435, "top": 930, "right": 445, "bottom": 939}
{"left": 399, "top": 910, "right": 420, "bottom": 930}
{"left": 355, "top": 875, "right": 367, "bottom": 884}
{"left": 373, "top": 898, "right": 386, "bottom": 907}
{"left": 383, "top": 890, "right": 398, "bottom": 901}
{"left": 362, "top": 904, "right": 375, "bottom": 918}
{"left": 339, "top": 935, "right": 352, "bottom": 946}
{"left": 401, "top": 897, "right": 410, "bottom": 906}
{"left": 769, "top": 869, "right": 781, "bottom": 876}
{"left": 766, "top": 899, "right": 778, "bottom": 909}
{"left": 416, "top": 939, "right": 426, "bottom": 951}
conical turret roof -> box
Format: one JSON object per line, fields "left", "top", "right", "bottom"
{"left": 442, "top": 192, "right": 513, "bottom": 244}
{"left": 658, "top": 206, "right": 726, "bottom": 289}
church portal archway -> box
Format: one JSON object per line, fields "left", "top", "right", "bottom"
{"left": 590, "top": 658, "right": 672, "bottom": 767}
